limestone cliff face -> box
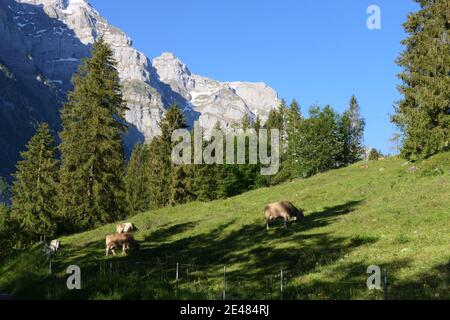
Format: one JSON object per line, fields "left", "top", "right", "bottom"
{"left": 152, "top": 52, "right": 279, "bottom": 133}
{"left": 10, "top": 0, "right": 166, "bottom": 143}
{"left": 0, "top": 0, "right": 280, "bottom": 177}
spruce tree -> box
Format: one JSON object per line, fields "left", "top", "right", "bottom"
{"left": 278, "top": 100, "right": 289, "bottom": 150}
{"left": 392, "top": 0, "right": 450, "bottom": 160}
{"left": 169, "top": 108, "right": 193, "bottom": 206}
{"left": 58, "top": 39, "right": 128, "bottom": 233}
{"left": 339, "top": 113, "right": 352, "bottom": 166}
{"left": 217, "top": 164, "right": 246, "bottom": 198}
{"left": 191, "top": 129, "right": 219, "bottom": 202}
{"left": 125, "top": 143, "right": 152, "bottom": 214}
{"left": 212, "top": 122, "right": 244, "bottom": 198}
{"left": 286, "top": 100, "right": 302, "bottom": 146}
{"left": 283, "top": 99, "right": 303, "bottom": 179}
{"left": 200, "top": 121, "right": 228, "bottom": 201}
{"left": 148, "top": 105, "right": 188, "bottom": 208}
{"left": 238, "top": 114, "right": 262, "bottom": 191}
{"left": 263, "top": 101, "right": 287, "bottom": 184}
{"left": 265, "top": 100, "right": 287, "bottom": 145}
{"left": 169, "top": 165, "right": 193, "bottom": 206}
{"left": 11, "top": 123, "right": 59, "bottom": 241}
{"left": 148, "top": 136, "right": 171, "bottom": 208}
{"left": 192, "top": 163, "right": 218, "bottom": 202}
{"left": 339, "top": 95, "right": 366, "bottom": 165}
{"left": 254, "top": 115, "right": 262, "bottom": 134}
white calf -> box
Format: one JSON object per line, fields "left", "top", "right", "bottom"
{"left": 43, "top": 239, "right": 60, "bottom": 255}
{"left": 116, "top": 223, "right": 138, "bottom": 234}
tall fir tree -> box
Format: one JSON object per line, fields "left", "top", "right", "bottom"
{"left": 254, "top": 115, "right": 262, "bottom": 134}
{"left": 282, "top": 99, "right": 303, "bottom": 180}
{"left": 265, "top": 99, "right": 287, "bottom": 143}
{"left": 169, "top": 107, "right": 193, "bottom": 206}
{"left": 58, "top": 39, "right": 128, "bottom": 233}
{"left": 148, "top": 105, "right": 188, "bottom": 208}
{"left": 286, "top": 99, "right": 302, "bottom": 146}
{"left": 339, "top": 95, "right": 366, "bottom": 166}
{"left": 169, "top": 165, "right": 193, "bottom": 206}
{"left": 206, "top": 121, "right": 232, "bottom": 199}
{"left": 392, "top": 0, "right": 450, "bottom": 160}
{"left": 125, "top": 143, "right": 152, "bottom": 214}
{"left": 11, "top": 123, "right": 59, "bottom": 241}
{"left": 263, "top": 101, "right": 288, "bottom": 184}
{"left": 217, "top": 164, "right": 246, "bottom": 198}
{"left": 238, "top": 114, "right": 263, "bottom": 191}
{"left": 192, "top": 163, "right": 218, "bottom": 202}
{"left": 190, "top": 128, "right": 219, "bottom": 202}
{"left": 211, "top": 122, "right": 244, "bottom": 198}
{"left": 148, "top": 136, "right": 171, "bottom": 208}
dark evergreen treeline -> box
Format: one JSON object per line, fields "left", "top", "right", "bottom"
{"left": 124, "top": 96, "right": 366, "bottom": 215}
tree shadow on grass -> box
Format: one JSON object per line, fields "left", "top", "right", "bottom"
{"left": 140, "top": 222, "right": 198, "bottom": 245}
{"left": 50, "top": 222, "right": 198, "bottom": 267}
{"left": 96, "top": 200, "right": 373, "bottom": 299}
{"left": 297, "top": 200, "right": 363, "bottom": 231}
{"left": 283, "top": 259, "right": 413, "bottom": 300}
{"left": 290, "top": 257, "right": 449, "bottom": 300}
{"left": 2, "top": 200, "right": 387, "bottom": 299}
{"left": 389, "top": 260, "right": 449, "bottom": 300}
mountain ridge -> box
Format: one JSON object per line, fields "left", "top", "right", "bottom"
{"left": 0, "top": 0, "right": 280, "bottom": 179}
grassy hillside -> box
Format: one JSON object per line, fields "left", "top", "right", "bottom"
{"left": 1, "top": 153, "right": 449, "bottom": 300}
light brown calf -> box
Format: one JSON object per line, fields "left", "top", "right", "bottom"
{"left": 105, "top": 233, "right": 138, "bottom": 256}
{"left": 264, "top": 201, "right": 304, "bottom": 230}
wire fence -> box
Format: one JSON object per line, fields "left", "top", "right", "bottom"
{"left": 39, "top": 258, "right": 397, "bottom": 300}
{"left": 2, "top": 245, "right": 446, "bottom": 300}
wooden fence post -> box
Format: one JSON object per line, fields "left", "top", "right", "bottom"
{"left": 280, "top": 269, "right": 284, "bottom": 300}
{"left": 383, "top": 268, "right": 389, "bottom": 300}
{"left": 176, "top": 263, "right": 179, "bottom": 299}
{"left": 223, "top": 266, "right": 227, "bottom": 300}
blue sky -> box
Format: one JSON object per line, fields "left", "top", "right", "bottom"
{"left": 90, "top": 0, "right": 419, "bottom": 154}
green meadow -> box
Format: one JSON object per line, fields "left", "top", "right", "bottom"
{"left": 1, "top": 153, "right": 449, "bottom": 300}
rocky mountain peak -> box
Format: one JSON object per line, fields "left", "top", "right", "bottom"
{"left": 154, "top": 52, "right": 191, "bottom": 76}
{"left": 151, "top": 52, "right": 279, "bottom": 132}
{"left": 153, "top": 52, "right": 194, "bottom": 102}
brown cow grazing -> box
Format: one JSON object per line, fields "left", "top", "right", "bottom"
{"left": 264, "top": 201, "right": 304, "bottom": 230}
{"left": 105, "top": 233, "right": 139, "bottom": 256}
